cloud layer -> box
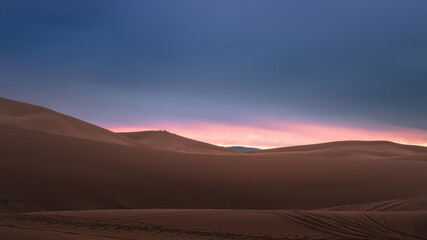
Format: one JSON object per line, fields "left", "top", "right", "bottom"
{"left": 109, "top": 120, "right": 427, "bottom": 149}
{"left": 1, "top": 1, "right": 427, "bottom": 147}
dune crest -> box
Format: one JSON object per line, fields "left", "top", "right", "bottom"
{"left": 119, "top": 130, "right": 238, "bottom": 154}
{"left": 251, "top": 140, "right": 427, "bottom": 158}
{"left": 0, "top": 97, "right": 140, "bottom": 146}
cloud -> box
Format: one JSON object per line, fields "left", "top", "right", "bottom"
{"left": 107, "top": 119, "right": 427, "bottom": 148}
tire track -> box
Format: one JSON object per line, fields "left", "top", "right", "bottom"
{"left": 273, "top": 210, "right": 424, "bottom": 240}
{"left": 0, "top": 213, "right": 315, "bottom": 240}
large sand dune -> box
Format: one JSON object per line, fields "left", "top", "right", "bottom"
{"left": 2, "top": 124, "right": 427, "bottom": 213}
{"left": 1, "top": 97, "right": 426, "bottom": 239}
{"left": 120, "top": 130, "right": 238, "bottom": 154}
{"left": 0, "top": 97, "right": 140, "bottom": 146}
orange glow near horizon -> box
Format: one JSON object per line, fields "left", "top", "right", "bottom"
{"left": 106, "top": 120, "right": 427, "bottom": 149}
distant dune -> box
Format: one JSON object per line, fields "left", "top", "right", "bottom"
{"left": 228, "top": 146, "right": 260, "bottom": 151}
{"left": 120, "top": 130, "right": 238, "bottom": 154}
{"left": 251, "top": 140, "right": 427, "bottom": 156}
{"left": 1, "top": 97, "right": 427, "bottom": 239}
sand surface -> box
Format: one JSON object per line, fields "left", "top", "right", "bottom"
{"left": 1, "top": 209, "right": 426, "bottom": 239}
{"left": 1, "top": 97, "right": 426, "bottom": 239}
{"left": 0, "top": 97, "right": 141, "bottom": 146}
{"left": 120, "top": 131, "right": 238, "bottom": 154}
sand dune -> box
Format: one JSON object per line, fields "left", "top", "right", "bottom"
{"left": 0, "top": 97, "right": 237, "bottom": 154}
{"left": 120, "top": 130, "right": 238, "bottom": 154}
{"left": 246, "top": 141, "right": 427, "bottom": 163}
{"left": 0, "top": 97, "right": 140, "bottom": 146}
{"left": 1, "top": 123, "right": 427, "bottom": 213}
{"left": 251, "top": 140, "right": 427, "bottom": 157}
{"left": 1, "top": 97, "right": 427, "bottom": 239}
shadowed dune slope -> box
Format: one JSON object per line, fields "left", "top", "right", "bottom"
{"left": 0, "top": 97, "right": 140, "bottom": 146}
{"left": 119, "top": 131, "right": 238, "bottom": 154}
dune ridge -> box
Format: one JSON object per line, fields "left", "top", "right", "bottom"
{"left": 251, "top": 140, "right": 427, "bottom": 156}
{"left": 119, "top": 130, "right": 238, "bottom": 154}
{"left": 0, "top": 97, "right": 140, "bottom": 146}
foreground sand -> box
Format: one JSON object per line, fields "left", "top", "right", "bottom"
{"left": 1, "top": 207, "right": 426, "bottom": 240}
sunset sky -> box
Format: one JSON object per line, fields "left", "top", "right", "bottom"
{"left": 1, "top": 0, "right": 427, "bottom": 148}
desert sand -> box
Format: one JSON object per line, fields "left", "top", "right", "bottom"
{"left": 1, "top": 97, "right": 426, "bottom": 239}
{"left": 120, "top": 131, "right": 238, "bottom": 154}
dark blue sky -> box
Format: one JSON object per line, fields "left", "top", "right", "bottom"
{"left": 2, "top": 0, "right": 427, "bottom": 140}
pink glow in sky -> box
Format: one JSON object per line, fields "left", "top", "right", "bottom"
{"left": 107, "top": 120, "right": 427, "bottom": 149}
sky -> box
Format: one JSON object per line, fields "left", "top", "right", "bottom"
{"left": 1, "top": 0, "right": 427, "bottom": 148}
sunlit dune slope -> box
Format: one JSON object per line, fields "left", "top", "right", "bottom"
{"left": 119, "top": 130, "right": 238, "bottom": 154}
